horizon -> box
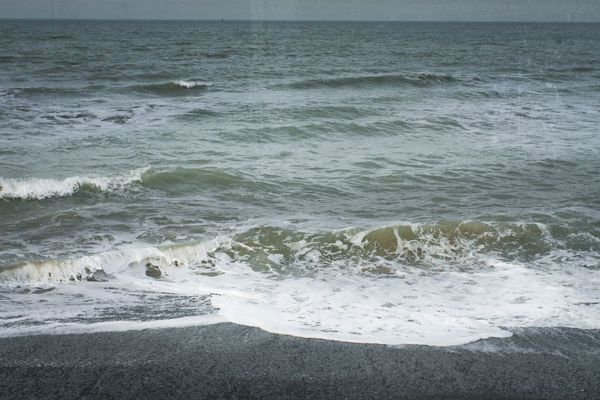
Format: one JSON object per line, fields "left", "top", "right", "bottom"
{"left": 2, "top": 18, "right": 600, "bottom": 24}
{"left": 1, "top": 0, "right": 600, "bottom": 23}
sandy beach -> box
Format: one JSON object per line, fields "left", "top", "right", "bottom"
{"left": 0, "top": 323, "right": 598, "bottom": 399}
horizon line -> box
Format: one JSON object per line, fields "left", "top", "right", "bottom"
{"left": 1, "top": 18, "right": 599, "bottom": 23}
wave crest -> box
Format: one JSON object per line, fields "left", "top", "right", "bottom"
{"left": 224, "top": 221, "right": 553, "bottom": 275}
{"left": 0, "top": 220, "right": 575, "bottom": 284}
{"left": 130, "top": 80, "right": 210, "bottom": 95}
{"left": 0, "top": 168, "right": 148, "bottom": 200}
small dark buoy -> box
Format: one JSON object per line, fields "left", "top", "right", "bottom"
{"left": 221, "top": 18, "right": 224, "bottom": 23}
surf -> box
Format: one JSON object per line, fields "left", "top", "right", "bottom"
{"left": 0, "top": 168, "right": 149, "bottom": 200}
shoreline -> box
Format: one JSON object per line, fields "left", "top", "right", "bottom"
{"left": 0, "top": 323, "right": 598, "bottom": 399}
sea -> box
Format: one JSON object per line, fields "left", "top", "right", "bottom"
{"left": 0, "top": 20, "right": 599, "bottom": 346}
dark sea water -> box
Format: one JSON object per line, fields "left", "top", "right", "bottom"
{"left": 0, "top": 21, "right": 599, "bottom": 345}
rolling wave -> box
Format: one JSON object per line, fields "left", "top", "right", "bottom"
{"left": 3, "top": 87, "right": 91, "bottom": 97}
{"left": 284, "top": 73, "right": 459, "bottom": 89}
{"left": 0, "top": 220, "right": 592, "bottom": 284}
{"left": 0, "top": 168, "right": 149, "bottom": 200}
{"left": 129, "top": 80, "right": 210, "bottom": 95}
{"left": 1, "top": 221, "right": 598, "bottom": 346}
{"left": 0, "top": 167, "right": 269, "bottom": 200}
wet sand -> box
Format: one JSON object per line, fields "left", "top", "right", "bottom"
{"left": 0, "top": 323, "right": 598, "bottom": 399}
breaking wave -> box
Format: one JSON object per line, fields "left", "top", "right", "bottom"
{"left": 0, "top": 167, "right": 269, "bottom": 200}
{"left": 1, "top": 220, "right": 595, "bottom": 284}
{"left": 129, "top": 80, "right": 210, "bottom": 95}
{"left": 1, "top": 221, "right": 598, "bottom": 346}
{"left": 0, "top": 168, "right": 149, "bottom": 200}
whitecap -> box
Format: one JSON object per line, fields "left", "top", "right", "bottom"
{"left": 0, "top": 167, "right": 149, "bottom": 200}
{"left": 173, "top": 80, "right": 208, "bottom": 89}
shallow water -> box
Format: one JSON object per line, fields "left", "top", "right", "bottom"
{"left": 0, "top": 21, "right": 599, "bottom": 345}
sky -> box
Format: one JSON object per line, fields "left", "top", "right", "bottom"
{"left": 1, "top": 0, "right": 599, "bottom": 22}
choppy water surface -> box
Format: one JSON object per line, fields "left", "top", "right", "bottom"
{"left": 0, "top": 21, "right": 599, "bottom": 345}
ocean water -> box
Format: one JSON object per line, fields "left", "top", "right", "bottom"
{"left": 0, "top": 20, "right": 599, "bottom": 346}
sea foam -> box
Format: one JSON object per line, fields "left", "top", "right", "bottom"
{"left": 173, "top": 80, "right": 206, "bottom": 89}
{"left": 0, "top": 167, "right": 148, "bottom": 200}
{"left": 1, "top": 223, "right": 599, "bottom": 346}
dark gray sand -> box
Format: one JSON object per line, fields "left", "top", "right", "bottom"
{"left": 0, "top": 323, "right": 598, "bottom": 399}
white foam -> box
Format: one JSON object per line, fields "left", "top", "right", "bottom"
{"left": 1, "top": 231, "right": 599, "bottom": 346}
{"left": 0, "top": 237, "right": 223, "bottom": 284}
{"left": 203, "top": 258, "right": 600, "bottom": 346}
{"left": 0, "top": 243, "right": 600, "bottom": 346}
{"left": 173, "top": 80, "right": 207, "bottom": 89}
{"left": 0, "top": 167, "right": 148, "bottom": 200}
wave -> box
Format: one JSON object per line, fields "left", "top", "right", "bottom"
{"left": 283, "top": 73, "right": 459, "bottom": 89}
{"left": 172, "top": 80, "right": 206, "bottom": 89}
{"left": 141, "top": 168, "right": 246, "bottom": 189}
{"left": 0, "top": 167, "right": 269, "bottom": 200}
{"left": 218, "top": 221, "right": 561, "bottom": 273}
{"left": 177, "top": 108, "right": 221, "bottom": 121}
{"left": 274, "top": 105, "right": 379, "bottom": 120}
{"left": 0, "top": 220, "right": 589, "bottom": 284}
{"left": 1, "top": 223, "right": 598, "bottom": 346}
{"left": 140, "top": 167, "right": 278, "bottom": 195}
{"left": 3, "top": 87, "right": 90, "bottom": 97}
{"left": 0, "top": 168, "right": 148, "bottom": 200}
{"left": 1, "top": 221, "right": 598, "bottom": 346}
{"left": 0, "top": 239, "right": 220, "bottom": 284}
{"left": 129, "top": 80, "right": 210, "bottom": 96}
